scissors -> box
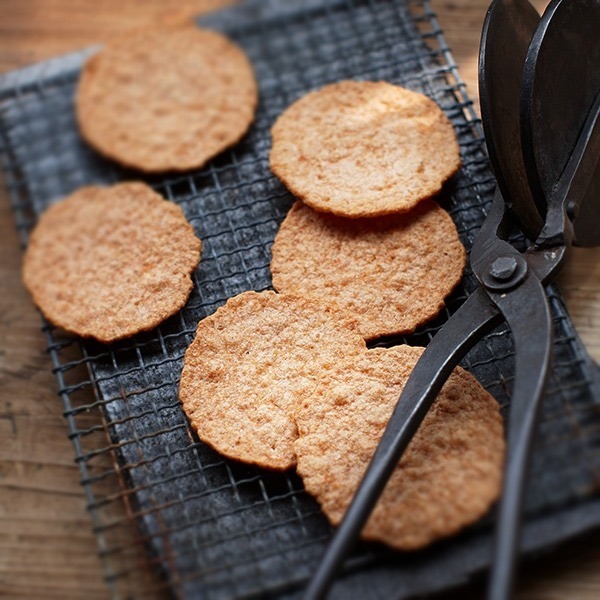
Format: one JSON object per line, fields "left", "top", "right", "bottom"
{"left": 304, "top": 0, "right": 600, "bottom": 598}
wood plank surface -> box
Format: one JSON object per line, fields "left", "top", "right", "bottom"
{"left": 0, "top": 1, "right": 598, "bottom": 599}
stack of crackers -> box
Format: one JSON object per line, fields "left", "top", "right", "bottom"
{"left": 22, "top": 25, "right": 504, "bottom": 553}
{"left": 179, "top": 79, "right": 504, "bottom": 548}
{"left": 23, "top": 25, "right": 258, "bottom": 342}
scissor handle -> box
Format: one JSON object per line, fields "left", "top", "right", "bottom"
{"left": 482, "top": 260, "right": 553, "bottom": 599}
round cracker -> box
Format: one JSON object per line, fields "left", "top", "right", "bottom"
{"left": 294, "top": 345, "right": 504, "bottom": 550}
{"left": 76, "top": 26, "right": 258, "bottom": 172}
{"left": 270, "top": 80, "right": 461, "bottom": 217}
{"left": 179, "top": 291, "right": 366, "bottom": 470}
{"left": 23, "top": 182, "right": 201, "bottom": 343}
{"left": 270, "top": 200, "right": 466, "bottom": 340}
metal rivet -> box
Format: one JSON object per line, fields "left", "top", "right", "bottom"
{"left": 489, "top": 256, "right": 518, "bottom": 281}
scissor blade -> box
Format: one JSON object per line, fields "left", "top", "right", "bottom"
{"left": 536, "top": 87, "right": 600, "bottom": 250}
{"left": 479, "top": 0, "right": 543, "bottom": 240}
{"left": 304, "top": 288, "right": 502, "bottom": 599}
{"left": 487, "top": 271, "right": 553, "bottom": 600}
{"left": 520, "top": 0, "right": 600, "bottom": 247}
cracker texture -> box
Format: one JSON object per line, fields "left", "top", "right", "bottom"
{"left": 76, "top": 26, "right": 258, "bottom": 172}
{"left": 271, "top": 200, "right": 466, "bottom": 340}
{"left": 23, "top": 182, "right": 201, "bottom": 343}
{"left": 294, "top": 345, "right": 504, "bottom": 550}
{"left": 179, "top": 291, "right": 366, "bottom": 470}
{"left": 270, "top": 80, "right": 461, "bottom": 217}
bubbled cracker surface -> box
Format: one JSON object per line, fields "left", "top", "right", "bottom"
{"left": 22, "top": 182, "right": 202, "bottom": 343}
{"left": 178, "top": 291, "right": 366, "bottom": 470}
{"left": 269, "top": 80, "right": 461, "bottom": 217}
{"left": 271, "top": 200, "right": 466, "bottom": 340}
{"left": 76, "top": 26, "right": 258, "bottom": 172}
{"left": 293, "top": 345, "right": 504, "bottom": 550}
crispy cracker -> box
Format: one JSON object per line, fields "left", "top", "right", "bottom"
{"left": 22, "top": 182, "right": 201, "bottom": 343}
{"left": 76, "top": 26, "right": 258, "bottom": 172}
{"left": 270, "top": 80, "right": 461, "bottom": 217}
{"left": 178, "top": 291, "right": 366, "bottom": 470}
{"left": 293, "top": 345, "right": 504, "bottom": 550}
{"left": 271, "top": 200, "right": 466, "bottom": 340}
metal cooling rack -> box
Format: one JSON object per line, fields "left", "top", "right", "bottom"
{"left": 1, "top": 1, "right": 599, "bottom": 598}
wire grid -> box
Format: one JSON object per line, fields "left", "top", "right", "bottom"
{"left": 1, "top": 0, "right": 599, "bottom": 598}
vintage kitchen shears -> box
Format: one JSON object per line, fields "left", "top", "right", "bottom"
{"left": 305, "top": 0, "right": 600, "bottom": 598}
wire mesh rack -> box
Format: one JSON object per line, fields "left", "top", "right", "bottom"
{"left": 1, "top": 0, "right": 599, "bottom": 598}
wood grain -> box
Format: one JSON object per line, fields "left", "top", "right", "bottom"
{"left": 0, "top": 1, "right": 598, "bottom": 599}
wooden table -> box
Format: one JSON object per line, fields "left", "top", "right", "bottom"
{"left": 0, "top": 1, "right": 598, "bottom": 598}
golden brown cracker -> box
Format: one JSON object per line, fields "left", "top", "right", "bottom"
{"left": 270, "top": 80, "right": 461, "bottom": 218}
{"left": 22, "top": 182, "right": 201, "bottom": 343}
{"left": 76, "top": 26, "right": 258, "bottom": 172}
{"left": 293, "top": 345, "right": 504, "bottom": 550}
{"left": 270, "top": 200, "right": 466, "bottom": 340}
{"left": 178, "top": 291, "right": 366, "bottom": 470}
